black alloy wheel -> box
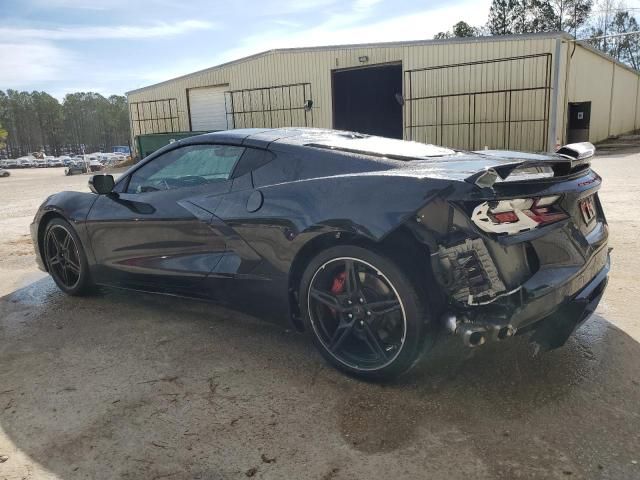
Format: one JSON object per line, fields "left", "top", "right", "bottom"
{"left": 301, "top": 245, "right": 430, "bottom": 379}
{"left": 45, "top": 224, "right": 81, "bottom": 289}
{"left": 43, "top": 218, "right": 92, "bottom": 295}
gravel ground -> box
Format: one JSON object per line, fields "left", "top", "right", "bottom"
{"left": 0, "top": 153, "right": 639, "bottom": 480}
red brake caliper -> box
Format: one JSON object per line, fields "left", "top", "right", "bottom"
{"left": 329, "top": 271, "right": 347, "bottom": 316}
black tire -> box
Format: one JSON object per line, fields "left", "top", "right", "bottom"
{"left": 43, "top": 217, "right": 93, "bottom": 296}
{"left": 300, "top": 245, "right": 432, "bottom": 380}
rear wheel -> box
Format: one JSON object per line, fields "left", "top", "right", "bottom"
{"left": 300, "top": 245, "right": 431, "bottom": 379}
{"left": 43, "top": 218, "right": 93, "bottom": 295}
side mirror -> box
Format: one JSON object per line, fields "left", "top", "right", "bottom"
{"left": 89, "top": 174, "right": 115, "bottom": 194}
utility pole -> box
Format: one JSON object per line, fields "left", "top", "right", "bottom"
{"left": 603, "top": 1, "right": 610, "bottom": 52}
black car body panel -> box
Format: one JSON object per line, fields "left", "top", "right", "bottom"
{"left": 31, "top": 128, "right": 609, "bottom": 349}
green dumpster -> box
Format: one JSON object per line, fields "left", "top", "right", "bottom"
{"left": 135, "top": 131, "right": 212, "bottom": 160}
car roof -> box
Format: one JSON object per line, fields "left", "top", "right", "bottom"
{"left": 183, "top": 128, "right": 368, "bottom": 147}
{"left": 180, "top": 128, "right": 454, "bottom": 159}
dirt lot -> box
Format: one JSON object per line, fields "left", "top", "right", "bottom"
{"left": 0, "top": 155, "right": 639, "bottom": 480}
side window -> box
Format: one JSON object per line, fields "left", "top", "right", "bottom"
{"left": 127, "top": 144, "right": 245, "bottom": 194}
{"left": 231, "top": 148, "right": 275, "bottom": 178}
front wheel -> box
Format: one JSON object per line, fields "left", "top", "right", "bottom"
{"left": 300, "top": 245, "right": 432, "bottom": 379}
{"left": 43, "top": 218, "right": 93, "bottom": 295}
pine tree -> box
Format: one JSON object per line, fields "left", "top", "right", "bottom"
{"left": 510, "top": 0, "right": 529, "bottom": 33}
{"left": 0, "top": 90, "right": 130, "bottom": 156}
{"left": 0, "top": 122, "right": 7, "bottom": 153}
{"left": 529, "top": 0, "right": 593, "bottom": 34}
{"left": 452, "top": 21, "right": 477, "bottom": 37}
{"left": 487, "top": 0, "right": 532, "bottom": 35}
{"left": 488, "top": 0, "right": 515, "bottom": 35}
{"left": 587, "top": 4, "right": 640, "bottom": 70}
{"left": 433, "top": 21, "right": 480, "bottom": 39}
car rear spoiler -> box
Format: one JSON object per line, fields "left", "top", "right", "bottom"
{"left": 468, "top": 142, "right": 595, "bottom": 188}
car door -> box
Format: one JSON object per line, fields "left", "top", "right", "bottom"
{"left": 85, "top": 143, "right": 245, "bottom": 293}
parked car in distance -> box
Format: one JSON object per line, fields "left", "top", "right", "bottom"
{"left": 65, "top": 161, "right": 88, "bottom": 176}
{"left": 16, "top": 156, "right": 36, "bottom": 168}
{"left": 49, "top": 157, "right": 64, "bottom": 167}
{"left": 87, "top": 157, "right": 102, "bottom": 172}
{"left": 112, "top": 145, "right": 131, "bottom": 155}
{"left": 0, "top": 168, "right": 9, "bottom": 177}
{"left": 30, "top": 128, "right": 609, "bottom": 379}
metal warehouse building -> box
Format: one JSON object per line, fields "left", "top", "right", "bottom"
{"left": 127, "top": 32, "right": 640, "bottom": 155}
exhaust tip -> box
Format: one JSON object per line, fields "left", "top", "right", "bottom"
{"left": 497, "top": 325, "right": 516, "bottom": 340}
{"left": 468, "top": 331, "right": 486, "bottom": 346}
{"left": 461, "top": 328, "right": 486, "bottom": 347}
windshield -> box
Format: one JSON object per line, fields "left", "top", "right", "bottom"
{"left": 306, "top": 134, "right": 454, "bottom": 160}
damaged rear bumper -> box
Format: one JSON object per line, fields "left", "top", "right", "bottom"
{"left": 445, "top": 247, "right": 610, "bottom": 350}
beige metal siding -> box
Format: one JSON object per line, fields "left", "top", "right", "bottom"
{"left": 126, "top": 35, "right": 572, "bottom": 152}
{"left": 404, "top": 53, "right": 552, "bottom": 150}
{"left": 636, "top": 77, "right": 640, "bottom": 130}
{"left": 610, "top": 64, "right": 639, "bottom": 136}
{"left": 564, "top": 44, "right": 640, "bottom": 143}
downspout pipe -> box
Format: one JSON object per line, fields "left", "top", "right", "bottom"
{"left": 548, "top": 38, "right": 563, "bottom": 151}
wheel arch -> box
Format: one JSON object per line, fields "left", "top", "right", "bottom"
{"left": 287, "top": 224, "right": 440, "bottom": 332}
{"left": 37, "top": 211, "right": 67, "bottom": 271}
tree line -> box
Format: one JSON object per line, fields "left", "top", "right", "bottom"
{"left": 435, "top": 0, "right": 639, "bottom": 70}
{"left": 0, "top": 91, "right": 129, "bottom": 158}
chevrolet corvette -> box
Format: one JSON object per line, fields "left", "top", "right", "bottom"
{"left": 31, "top": 128, "right": 609, "bottom": 378}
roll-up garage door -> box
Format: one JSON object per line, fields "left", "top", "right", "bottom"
{"left": 188, "top": 85, "right": 228, "bottom": 131}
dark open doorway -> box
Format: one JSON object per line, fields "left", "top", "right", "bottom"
{"left": 567, "top": 101, "right": 591, "bottom": 143}
{"left": 332, "top": 63, "right": 403, "bottom": 139}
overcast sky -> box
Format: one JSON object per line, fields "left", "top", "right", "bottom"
{"left": 1, "top": 0, "right": 494, "bottom": 99}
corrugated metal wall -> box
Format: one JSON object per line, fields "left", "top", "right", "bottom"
{"left": 637, "top": 77, "right": 640, "bottom": 129}
{"left": 128, "top": 34, "right": 639, "bottom": 153}
{"left": 564, "top": 43, "right": 640, "bottom": 144}
{"left": 610, "top": 64, "right": 639, "bottom": 136}
{"left": 404, "top": 53, "right": 552, "bottom": 150}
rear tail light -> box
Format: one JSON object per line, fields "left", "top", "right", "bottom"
{"left": 489, "top": 211, "right": 519, "bottom": 224}
{"left": 524, "top": 202, "right": 568, "bottom": 224}
{"left": 472, "top": 196, "right": 568, "bottom": 235}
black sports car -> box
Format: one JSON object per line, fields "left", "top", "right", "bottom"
{"left": 31, "top": 128, "right": 609, "bottom": 378}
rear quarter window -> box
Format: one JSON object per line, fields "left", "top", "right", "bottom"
{"left": 232, "top": 148, "right": 275, "bottom": 179}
